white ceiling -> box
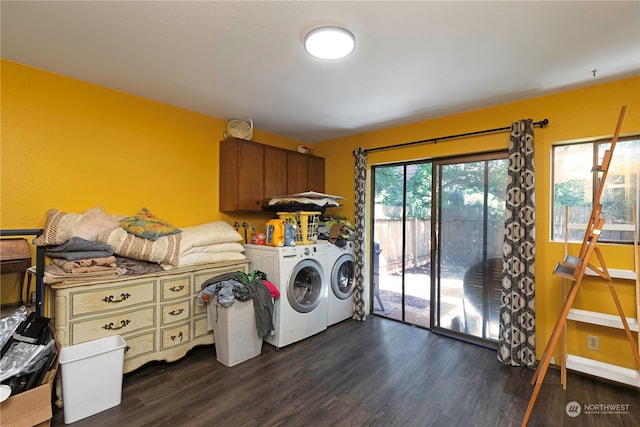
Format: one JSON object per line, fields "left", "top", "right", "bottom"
{"left": 2, "top": 1, "right": 639, "bottom": 143}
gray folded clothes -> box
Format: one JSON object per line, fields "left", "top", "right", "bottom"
{"left": 46, "top": 237, "right": 114, "bottom": 260}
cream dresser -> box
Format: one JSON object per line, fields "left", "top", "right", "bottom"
{"left": 48, "top": 260, "right": 249, "bottom": 374}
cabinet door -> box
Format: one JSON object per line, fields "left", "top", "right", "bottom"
{"left": 287, "top": 152, "right": 308, "bottom": 194}
{"left": 264, "top": 146, "right": 288, "bottom": 199}
{"left": 237, "top": 141, "right": 265, "bottom": 210}
{"left": 307, "top": 156, "right": 325, "bottom": 193}
{"left": 219, "top": 139, "right": 238, "bottom": 211}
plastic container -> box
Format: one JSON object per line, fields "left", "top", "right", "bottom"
{"left": 277, "top": 211, "right": 320, "bottom": 244}
{"left": 208, "top": 299, "right": 262, "bottom": 367}
{"left": 59, "top": 335, "right": 126, "bottom": 424}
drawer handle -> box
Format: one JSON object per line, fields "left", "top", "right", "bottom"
{"left": 169, "top": 285, "right": 185, "bottom": 292}
{"left": 169, "top": 308, "right": 184, "bottom": 316}
{"left": 102, "top": 319, "right": 131, "bottom": 330}
{"left": 124, "top": 345, "right": 131, "bottom": 353}
{"left": 171, "top": 331, "right": 184, "bottom": 342}
{"left": 102, "top": 293, "right": 131, "bottom": 303}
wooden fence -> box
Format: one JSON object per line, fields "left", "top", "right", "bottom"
{"left": 374, "top": 205, "right": 505, "bottom": 275}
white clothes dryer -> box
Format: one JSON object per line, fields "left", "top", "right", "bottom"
{"left": 243, "top": 244, "right": 328, "bottom": 348}
{"left": 321, "top": 241, "right": 356, "bottom": 326}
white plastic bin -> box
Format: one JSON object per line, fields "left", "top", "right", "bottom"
{"left": 208, "top": 299, "right": 263, "bottom": 367}
{"left": 59, "top": 335, "right": 126, "bottom": 424}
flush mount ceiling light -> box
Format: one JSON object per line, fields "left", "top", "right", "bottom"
{"left": 304, "top": 26, "right": 355, "bottom": 60}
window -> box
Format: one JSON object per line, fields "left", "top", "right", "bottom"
{"left": 552, "top": 136, "right": 639, "bottom": 242}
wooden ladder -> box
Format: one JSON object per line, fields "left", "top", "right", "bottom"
{"left": 521, "top": 105, "right": 640, "bottom": 426}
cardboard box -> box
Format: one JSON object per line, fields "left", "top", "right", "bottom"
{"left": 1, "top": 344, "right": 59, "bottom": 427}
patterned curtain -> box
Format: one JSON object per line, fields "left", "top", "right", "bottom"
{"left": 352, "top": 148, "right": 367, "bottom": 321}
{"left": 497, "top": 119, "right": 537, "bottom": 368}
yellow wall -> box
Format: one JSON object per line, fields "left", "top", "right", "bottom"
{"left": 0, "top": 59, "right": 301, "bottom": 303}
{"left": 314, "top": 76, "right": 640, "bottom": 369}
{"left": 2, "top": 58, "right": 639, "bottom": 370}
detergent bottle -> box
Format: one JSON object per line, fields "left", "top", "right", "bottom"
{"left": 265, "top": 219, "right": 285, "bottom": 247}
{"left": 284, "top": 223, "right": 296, "bottom": 246}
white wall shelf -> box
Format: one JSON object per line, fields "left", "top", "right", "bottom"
{"left": 584, "top": 266, "right": 637, "bottom": 280}
{"left": 560, "top": 202, "right": 639, "bottom": 389}
{"left": 566, "top": 354, "right": 640, "bottom": 388}
{"left": 567, "top": 308, "right": 638, "bottom": 332}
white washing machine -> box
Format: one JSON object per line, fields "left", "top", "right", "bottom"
{"left": 320, "top": 241, "right": 356, "bottom": 326}
{"left": 243, "top": 244, "right": 328, "bottom": 348}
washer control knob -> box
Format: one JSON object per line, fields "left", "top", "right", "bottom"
{"left": 303, "top": 247, "right": 311, "bottom": 256}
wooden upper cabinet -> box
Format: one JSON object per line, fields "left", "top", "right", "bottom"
{"left": 219, "top": 138, "right": 264, "bottom": 211}
{"left": 306, "top": 155, "right": 325, "bottom": 193}
{"left": 219, "top": 137, "right": 325, "bottom": 212}
{"left": 236, "top": 141, "right": 265, "bottom": 210}
{"left": 219, "top": 138, "right": 239, "bottom": 212}
{"left": 287, "top": 152, "right": 308, "bottom": 194}
{"left": 264, "top": 146, "right": 288, "bottom": 199}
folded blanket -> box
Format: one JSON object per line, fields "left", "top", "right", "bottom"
{"left": 162, "top": 251, "right": 247, "bottom": 271}
{"left": 178, "top": 222, "right": 242, "bottom": 255}
{"left": 50, "top": 257, "right": 117, "bottom": 274}
{"left": 98, "top": 227, "right": 181, "bottom": 267}
{"left": 43, "top": 263, "right": 124, "bottom": 285}
{"left": 46, "top": 237, "right": 114, "bottom": 260}
{"left": 180, "top": 242, "right": 245, "bottom": 257}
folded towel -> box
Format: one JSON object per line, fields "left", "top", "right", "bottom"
{"left": 43, "top": 262, "right": 124, "bottom": 285}
{"left": 50, "top": 257, "right": 117, "bottom": 274}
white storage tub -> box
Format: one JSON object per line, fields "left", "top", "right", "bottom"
{"left": 59, "top": 335, "right": 126, "bottom": 424}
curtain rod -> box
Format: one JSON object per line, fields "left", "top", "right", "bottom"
{"left": 361, "top": 118, "right": 549, "bottom": 154}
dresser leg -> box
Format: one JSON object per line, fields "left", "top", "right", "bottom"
{"left": 54, "top": 373, "right": 63, "bottom": 408}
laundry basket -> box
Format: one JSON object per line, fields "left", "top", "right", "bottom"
{"left": 277, "top": 211, "right": 320, "bottom": 244}
{"left": 223, "top": 118, "right": 253, "bottom": 140}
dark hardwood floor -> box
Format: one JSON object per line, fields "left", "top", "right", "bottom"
{"left": 45, "top": 316, "right": 638, "bottom": 426}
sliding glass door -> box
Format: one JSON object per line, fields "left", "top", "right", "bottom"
{"left": 372, "top": 162, "right": 432, "bottom": 328}
{"left": 371, "top": 152, "right": 507, "bottom": 346}
{"left": 433, "top": 153, "right": 508, "bottom": 344}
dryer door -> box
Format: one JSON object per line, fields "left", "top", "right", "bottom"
{"left": 332, "top": 253, "right": 355, "bottom": 300}
{"left": 287, "top": 259, "right": 325, "bottom": 313}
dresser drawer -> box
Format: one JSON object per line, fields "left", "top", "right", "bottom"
{"left": 70, "top": 306, "right": 156, "bottom": 344}
{"left": 194, "top": 317, "right": 211, "bottom": 339}
{"left": 69, "top": 280, "right": 156, "bottom": 317}
{"left": 161, "top": 299, "right": 190, "bottom": 325}
{"left": 193, "top": 295, "right": 208, "bottom": 317}
{"left": 161, "top": 322, "right": 190, "bottom": 350}
{"left": 123, "top": 331, "right": 156, "bottom": 362}
{"left": 160, "top": 275, "right": 191, "bottom": 301}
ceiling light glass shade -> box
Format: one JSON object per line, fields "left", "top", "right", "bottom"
{"left": 304, "top": 26, "right": 355, "bottom": 60}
